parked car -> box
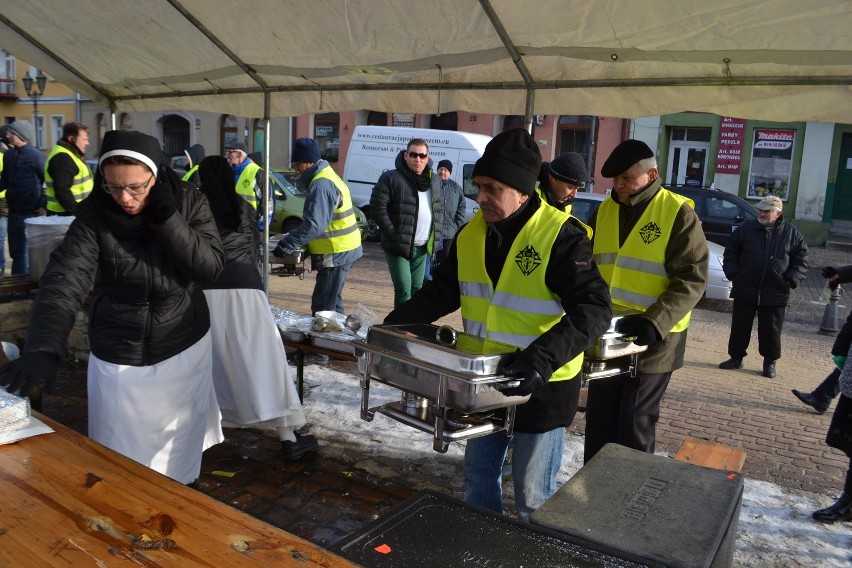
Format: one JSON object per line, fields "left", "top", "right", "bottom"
{"left": 269, "top": 168, "right": 368, "bottom": 241}
{"left": 668, "top": 185, "right": 758, "bottom": 248}
{"left": 568, "top": 191, "right": 731, "bottom": 301}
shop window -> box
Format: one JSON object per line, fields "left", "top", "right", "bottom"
{"left": 315, "top": 112, "right": 339, "bottom": 162}
{"left": 503, "top": 115, "right": 525, "bottom": 132}
{"left": 671, "top": 127, "right": 711, "bottom": 142}
{"left": 161, "top": 114, "right": 189, "bottom": 158}
{"left": 252, "top": 118, "right": 265, "bottom": 159}
{"left": 367, "top": 111, "right": 388, "bottom": 126}
{"left": 557, "top": 115, "right": 595, "bottom": 173}
{"left": 747, "top": 129, "right": 795, "bottom": 201}
{"left": 220, "top": 115, "right": 238, "bottom": 155}
{"left": 429, "top": 112, "right": 457, "bottom": 131}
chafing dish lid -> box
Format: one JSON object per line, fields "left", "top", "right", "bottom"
{"left": 363, "top": 324, "right": 517, "bottom": 376}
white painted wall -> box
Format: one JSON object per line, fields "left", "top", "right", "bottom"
{"left": 796, "top": 122, "right": 834, "bottom": 221}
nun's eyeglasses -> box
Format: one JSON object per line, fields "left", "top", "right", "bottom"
{"left": 102, "top": 173, "right": 154, "bottom": 196}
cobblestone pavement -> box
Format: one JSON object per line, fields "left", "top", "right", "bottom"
{"left": 39, "top": 242, "right": 852, "bottom": 548}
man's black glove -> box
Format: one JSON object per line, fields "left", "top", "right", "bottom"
{"left": 822, "top": 266, "right": 838, "bottom": 279}
{"left": 0, "top": 352, "right": 59, "bottom": 398}
{"left": 500, "top": 359, "right": 544, "bottom": 397}
{"left": 147, "top": 182, "right": 177, "bottom": 225}
{"left": 273, "top": 242, "right": 295, "bottom": 258}
{"left": 785, "top": 277, "right": 798, "bottom": 290}
{"left": 615, "top": 316, "right": 659, "bottom": 346}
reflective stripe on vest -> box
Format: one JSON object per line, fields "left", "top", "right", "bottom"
{"left": 458, "top": 206, "right": 582, "bottom": 382}
{"left": 45, "top": 145, "right": 93, "bottom": 212}
{"left": 535, "top": 186, "right": 593, "bottom": 238}
{"left": 307, "top": 166, "right": 361, "bottom": 254}
{"left": 235, "top": 162, "right": 261, "bottom": 209}
{"left": 182, "top": 165, "right": 199, "bottom": 182}
{"left": 593, "top": 189, "right": 693, "bottom": 332}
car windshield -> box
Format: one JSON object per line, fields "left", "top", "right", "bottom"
{"left": 271, "top": 171, "right": 308, "bottom": 198}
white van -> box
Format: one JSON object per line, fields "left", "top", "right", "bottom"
{"left": 342, "top": 126, "right": 491, "bottom": 240}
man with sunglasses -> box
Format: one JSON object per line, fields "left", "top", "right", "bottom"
{"left": 370, "top": 138, "right": 443, "bottom": 306}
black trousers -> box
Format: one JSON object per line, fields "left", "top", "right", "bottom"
{"left": 727, "top": 300, "right": 786, "bottom": 361}
{"left": 583, "top": 371, "right": 672, "bottom": 463}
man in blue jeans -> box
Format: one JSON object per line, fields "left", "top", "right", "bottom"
{"left": 385, "top": 129, "right": 611, "bottom": 521}
{"left": 273, "top": 138, "right": 362, "bottom": 315}
{"left": 0, "top": 120, "right": 46, "bottom": 274}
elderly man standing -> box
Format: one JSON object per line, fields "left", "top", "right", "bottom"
{"left": 370, "top": 138, "right": 443, "bottom": 306}
{"left": 719, "top": 195, "right": 808, "bottom": 378}
{"left": 585, "top": 139, "right": 709, "bottom": 463}
{"left": 434, "top": 159, "right": 466, "bottom": 266}
{"left": 385, "top": 129, "right": 611, "bottom": 521}
{"left": 273, "top": 138, "right": 362, "bottom": 315}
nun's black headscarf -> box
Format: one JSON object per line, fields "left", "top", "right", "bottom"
{"left": 197, "top": 155, "right": 244, "bottom": 232}
{"left": 92, "top": 130, "right": 181, "bottom": 233}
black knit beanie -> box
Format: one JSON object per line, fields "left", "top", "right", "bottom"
{"left": 472, "top": 129, "right": 541, "bottom": 195}
{"left": 437, "top": 159, "right": 453, "bottom": 172}
{"left": 549, "top": 152, "right": 589, "bottom": 188}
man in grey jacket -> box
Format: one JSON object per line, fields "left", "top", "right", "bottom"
{"left": 274, "top": 138, "right": 363, "bottom": 315}
{"left": 434, "top": 159, "right": 466, "bottom": 266}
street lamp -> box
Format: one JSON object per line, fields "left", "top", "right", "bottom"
{"left": 21, "top": 69, "right": 47, "bottom": 148}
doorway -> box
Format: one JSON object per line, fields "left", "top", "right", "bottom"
{"left": 667, "top": 127, "right": 711, "bottom": 187}
{"left": 832, "top": 133, "right": 852, "bottom": 221}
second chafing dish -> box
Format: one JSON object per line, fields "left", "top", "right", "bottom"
{"left": 582, "top": 309, "right": 649, "bottom": 382}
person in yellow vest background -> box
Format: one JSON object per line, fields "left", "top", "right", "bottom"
{"left": 0, "top": 128, "right": 8, "bottom": 275}
{"left": 273, "top": 138, "right": 363, "bottom": 315}
{"left": 225, "top": 141, "right": 270, "bottom": 228}
{"left": 45, "top": 122, "right": 92, "bottom": 216}
{"left": 180, "top": 143, "right": 205, "bottom": 187}
{"left": 384, "top": 129, "right": 612, "bottom": 521}
{"left": 586, "top": 139, "right": 709, "bottom": 463}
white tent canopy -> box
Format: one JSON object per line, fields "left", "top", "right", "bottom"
{"left": 2, "top": 0, "right": 852, "bottom": 123}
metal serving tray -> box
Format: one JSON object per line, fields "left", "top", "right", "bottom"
{"left": 268, "top": 249, "right": 303, "bottom": 265}
{"left": 354, "top": 324, "right": 529, "bottom": 413}
{"left": 311, "top": 334, "right": 356, "bottom": 355}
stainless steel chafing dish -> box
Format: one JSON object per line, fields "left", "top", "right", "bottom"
{"left": 582, "top": 308, "right": 649, "bottom": 383}
{"left": 353, "top": 324, "right": 530, "bottom": 453}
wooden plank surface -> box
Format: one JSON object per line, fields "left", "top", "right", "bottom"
{"left": 674, "top": 437, "right": 746, "bottom": 473}
{"left": 0, "top": 413, "right": 360, "bottom": 567}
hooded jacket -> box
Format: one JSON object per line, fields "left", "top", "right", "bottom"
{"left": 723, "top": 216, "right": 808, "bottom": 306}
{"left": 24, "top": 167, "right": 224, "bottom": 366}
{"left": 0, "top": 143, "right": 46, "bottom": 215}
{"left": 370, "top": 150, "right": 443, "bottom": 258}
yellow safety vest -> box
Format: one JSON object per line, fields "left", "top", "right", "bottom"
{"left": 458, "top": 205, "right": 583, "bottom": 382}
{"left": 307, "top": 166, "right": 362, "bottom": 254}
{"left": 536, "top": 186, "right": 592, "bottom": 239}
{"left": 593, "top": 189, "right": 693, "bottom": 333}
{"left": 44, "top": 145, "right": 93, "bottom": 213}
{"left": 235, "top": 162, "right": 261, "bottom": 209}
{"left": 182, "top": 165, "right": 199, "bottom": 182}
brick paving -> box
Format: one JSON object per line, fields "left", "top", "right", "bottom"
{"left": 37, "top": 241, "right": 852, "bottom": 548}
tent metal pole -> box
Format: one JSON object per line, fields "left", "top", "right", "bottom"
{"left": 262, "top": 92, "right": 271, "bottom": 296}
{"left": 523, "top": 90, "right": 535, "bottom": 134}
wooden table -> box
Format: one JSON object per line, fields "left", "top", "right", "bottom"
{"left": 0, "top": 413, "right": 360, "bottom": 567}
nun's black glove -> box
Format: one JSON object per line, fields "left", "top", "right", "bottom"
{"left": 147, "top": 182, "right": 177, "bottom": 225}
{"left": 0, "top": 352, "right": 59, "bottom": 399}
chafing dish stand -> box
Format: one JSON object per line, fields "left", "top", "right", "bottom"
{"left": 354, "top": 324, "right": 530, "bottom": 453}
{"left": 582, "top": 309, "right": 648, "bottom": 386}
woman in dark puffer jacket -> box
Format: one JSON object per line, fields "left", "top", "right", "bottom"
{"left": 0, "top": 130, "right": 225, "bottom": 484}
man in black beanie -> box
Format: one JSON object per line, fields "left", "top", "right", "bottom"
{"left": 385, "top": 128, "right": 611, "bottom": 521}
{"left": 584, "top": 139, "right": 708, "bottom": 463}
{"left": 538, "top": 152, "right": 589, "bottom": 214}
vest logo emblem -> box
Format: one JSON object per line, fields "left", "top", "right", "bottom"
{"left": 638, "top": 222, "right": 662, "bottom": 244}
{"left": 515, "top": 245, "right": 542, "bottom": 276}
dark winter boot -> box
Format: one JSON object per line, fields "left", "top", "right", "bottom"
{"left": 812, "top": 492, "right": 852, "bottom": 523}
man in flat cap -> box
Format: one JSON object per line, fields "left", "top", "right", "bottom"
{"left": 585, "top": 139, "right": 709, "bottom": 463}
{"left": 385, "top": 129, "right": 611, "bottom": 521}
{"left": 719, "top": 195, "right": 807, "bottom": 378}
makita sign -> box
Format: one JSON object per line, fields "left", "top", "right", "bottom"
{"left": 757, "top": 131, "right": 794, "bottom": 141}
